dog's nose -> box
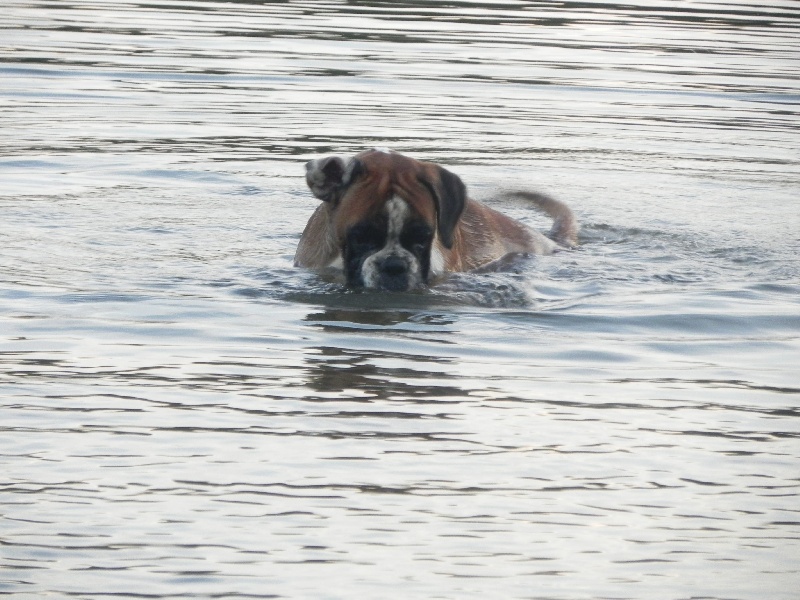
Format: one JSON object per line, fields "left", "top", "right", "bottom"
{"left": 381, "top": 256, "right": 408, "bottom": 277}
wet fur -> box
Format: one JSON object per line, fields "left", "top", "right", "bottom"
{"left": 295, "top": 149, "right": 578, "bottom": 289}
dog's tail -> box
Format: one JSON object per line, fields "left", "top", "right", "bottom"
{"left": 506, "top": 190, "right": 579, "bottom": 248}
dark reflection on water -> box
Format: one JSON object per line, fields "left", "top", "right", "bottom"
{"left": 304, "top": 345, "right": 463, "bottom": 404}
{"left": 2, "top": 0, "right": 800, "bottom": 598}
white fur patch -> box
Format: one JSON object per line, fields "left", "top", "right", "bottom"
{"left": 429, "top": 246, "right": 445, "bottom": 276}
{"left": 341, "top": 158, "right": 359, "bottom": 186}
{"left": 384, "top": 195, "right": 408, "bottom": 239}
{"left": 360, "top": 196, "right": 423, "bottom": 290}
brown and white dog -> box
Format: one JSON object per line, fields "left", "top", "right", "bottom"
{"left": 294, "top": 148, "right": 578, "bottom": 291}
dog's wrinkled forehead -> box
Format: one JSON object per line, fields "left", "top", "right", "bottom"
{"left": 353, "top": 147, "right": 417, "bottom": 178}
{"left": 305, "top": 148, "right": 467, "bottom": 249}
{"left": 336, "top": 149, "right": 436, "bottom": 224}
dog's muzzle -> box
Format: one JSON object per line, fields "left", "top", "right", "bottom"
{"left": 376, "top": 255, "right": 412, "bottom": 291}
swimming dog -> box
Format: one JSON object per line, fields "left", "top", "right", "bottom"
{"left": 295, "top": 148, "right": 578, "bottom": 291}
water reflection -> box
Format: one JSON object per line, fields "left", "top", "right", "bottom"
{"left": 303, "top": 345, "right": 463, "bottom": 404}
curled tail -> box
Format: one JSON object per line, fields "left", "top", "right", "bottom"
{"left": 506, "top": 190, "right": 579, "bottom": 248}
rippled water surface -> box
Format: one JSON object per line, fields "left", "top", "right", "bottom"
{"left": 2, "top": 1, "right": 800, "bottom": 598}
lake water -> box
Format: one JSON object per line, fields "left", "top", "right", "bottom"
{"left": 2, "top": 1, "right": 799, "bottom": 598}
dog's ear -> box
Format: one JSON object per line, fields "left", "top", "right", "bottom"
{"left": 305, "top": 156, "right": 346, "bottom": 202}
{"left": 305, "top": 156, "right": 365, "bottom": 204}
{"left": 420, "top": 166, "right": 466, "bottom": 249}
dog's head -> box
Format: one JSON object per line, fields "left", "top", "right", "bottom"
{"left": 304, "top": 149, "right": 466, "bottom": 291}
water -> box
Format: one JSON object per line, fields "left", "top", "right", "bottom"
{"left": 2, "top": 1, "right": 799, "bottom": 598}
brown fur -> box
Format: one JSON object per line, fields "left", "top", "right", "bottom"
{"left": 295, "top": 149, "right": 578, "bottom": 283}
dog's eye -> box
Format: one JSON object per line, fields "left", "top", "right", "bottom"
{"left": 401, "top": 225, "right": 432, "bottom": 253}
{"left": 348, "top": 224, "right": 384, "bottom": 252}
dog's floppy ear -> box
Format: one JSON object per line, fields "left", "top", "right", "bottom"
{"left": 305, "top": 156, "right": 346, "bottom": 202}
{"left": 305, "top": 156, "right": 365, "bottom": 203}
{"left": 420, "top": 165, "right": 466, "bottom": 249}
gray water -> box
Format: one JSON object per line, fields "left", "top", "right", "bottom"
{"left": 2, "top": 1, "right": 799, "bottom": 598}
